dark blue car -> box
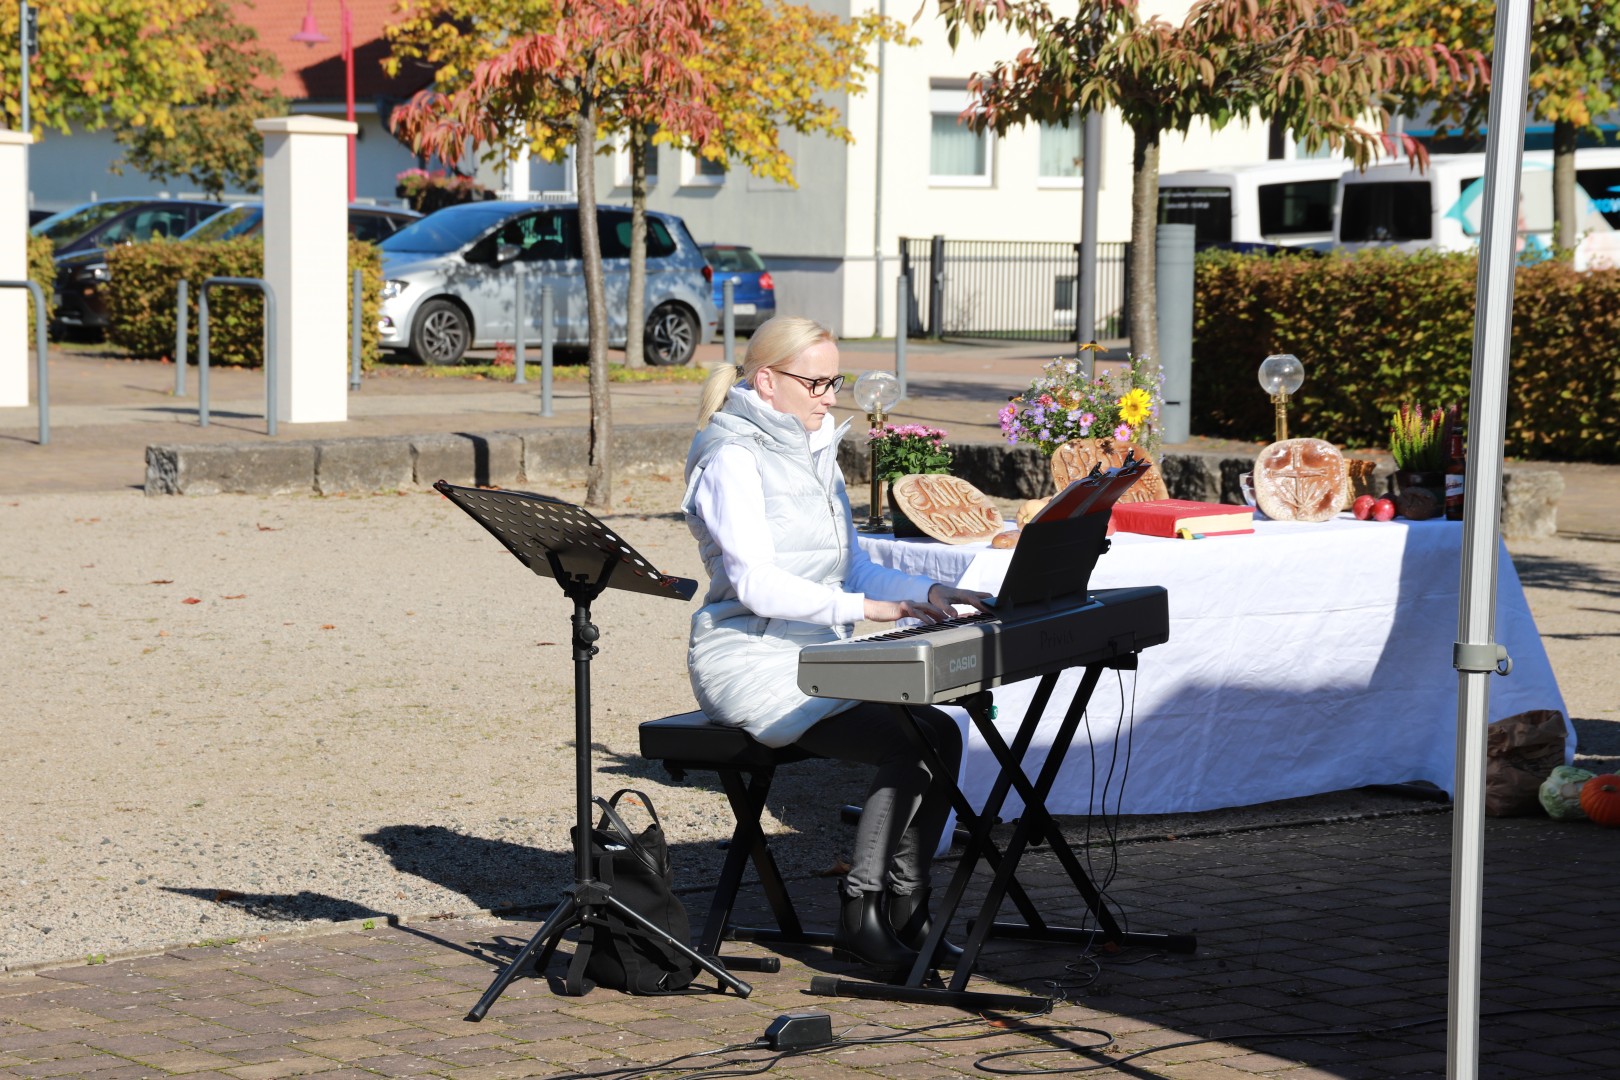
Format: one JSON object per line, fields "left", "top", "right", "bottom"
{"left": 700, "top": 244, "right": 775, "bottom": 333}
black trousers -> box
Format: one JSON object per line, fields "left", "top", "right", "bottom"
{"left": 796, "top": 702, "right": 962, "bottom": 897}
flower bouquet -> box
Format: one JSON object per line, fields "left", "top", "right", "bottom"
{"left": 869, "top": 424, "right": 953, "bottom": 536}
{"left": 999, "top": 354, "right": 1168, "bottom": 501}
{"left": 998, "top": 354, "right": 1165, "bottom": 458}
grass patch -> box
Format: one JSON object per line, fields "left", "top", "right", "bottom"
{"left": 375, "top": 361, "right": 712, "bottom": 383}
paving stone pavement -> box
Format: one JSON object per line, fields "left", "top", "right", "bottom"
{"left": 2, "top": 811, "right": 1617, "bottom": 1079}
{"left": 4, "top": 339, "right": 1615, "bottom": 1078}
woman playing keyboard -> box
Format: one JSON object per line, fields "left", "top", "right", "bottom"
{"left": 682, "top": 315, "right": 990, "bottom": 979}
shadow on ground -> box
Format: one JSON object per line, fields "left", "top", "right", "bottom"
{"left": 160, "top": 887, "right": 386, "bottom": 923}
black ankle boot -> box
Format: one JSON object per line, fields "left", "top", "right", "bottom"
{"left": 886, "top": 887, "right": 963, "bottom": 968}
{"left": 834, "top": 888, "right": 919, "bottom": 978}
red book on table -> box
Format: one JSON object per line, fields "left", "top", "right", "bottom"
{"left": 1110, "top": 499, "right": 1256, "bottom": 538}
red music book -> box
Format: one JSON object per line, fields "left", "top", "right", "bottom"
{"left": 1110, "top": 499, "right": 1256, "bottom": 538}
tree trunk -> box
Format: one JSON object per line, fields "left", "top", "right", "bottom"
{"left": 623, "top": 125, "right": 649, "bottom": 369}
{"left": 1552, "top": 118, "right": 1578, "bottom": 257}
{"left": 576, "top": 93, "right": 613, "bottom": 510}
{"left": 1128, "top": 120, "right": 1161, "bottom": 362}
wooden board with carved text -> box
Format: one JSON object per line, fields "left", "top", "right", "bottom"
{"left": 889, "top": 474, "right": 1005, "bottom": 545}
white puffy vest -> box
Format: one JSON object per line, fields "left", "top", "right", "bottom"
{"left": 681, "top": 386, "right": 858, "bottom": 746}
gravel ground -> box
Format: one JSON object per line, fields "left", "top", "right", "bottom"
{"left": 3, "top": 478, "right": 1614, "bottom": 971}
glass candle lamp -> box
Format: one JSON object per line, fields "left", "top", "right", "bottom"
{"left": 854, "top": 370, "right": 902, "bottom": 531}
{"left": 1258, "top": 354, "right": 1305, "bottom": 442}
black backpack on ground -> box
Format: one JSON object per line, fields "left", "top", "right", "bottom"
{"left": 564, "top": 788, "right": 699, "bottom": 995}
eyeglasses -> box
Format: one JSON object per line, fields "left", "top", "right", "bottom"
{"left": 774, "top": 370, "right": 846, "bottom": 397}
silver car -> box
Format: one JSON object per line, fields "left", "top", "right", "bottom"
{"left": 377, "top": 201, "right": 717, "bottom": 365}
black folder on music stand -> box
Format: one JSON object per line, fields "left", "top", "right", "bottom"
{"left": 431, "top": 481, "right": 754, "bottom": 1020}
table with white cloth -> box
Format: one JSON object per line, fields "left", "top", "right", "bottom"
{"left": 859, "top": 516, "right": 1568, "bottom": 820}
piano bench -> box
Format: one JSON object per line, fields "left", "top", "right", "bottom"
{"left": 639, "top": 710, "right": 832, "bottom": 959}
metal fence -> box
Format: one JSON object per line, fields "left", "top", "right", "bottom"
{"left": 900, "top": 236, "right": 1129, "bottom": 343}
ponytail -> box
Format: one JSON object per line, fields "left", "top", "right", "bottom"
{"left": 695, "top": 362, "right": 739, "bottom": 429}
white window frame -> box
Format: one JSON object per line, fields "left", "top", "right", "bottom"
{"left": 681, "top": 150, "right": 727, "bottom": 189}
{"left": 929, "top": 81, "right": 994, "bottom": 188}
{"left": 1036, "top": 113, "right": 1086, "bottom": 190}
{"left": 612, "top": 132, "right": 661, "bottom": 190}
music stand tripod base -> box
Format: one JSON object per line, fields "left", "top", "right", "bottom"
{"left": 431, "top": 482, "right": 753, "bottom": 1020}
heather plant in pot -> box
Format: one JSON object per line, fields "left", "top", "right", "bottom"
{"left": 1389, "top": 403, "right": 1449, "bottom": 519}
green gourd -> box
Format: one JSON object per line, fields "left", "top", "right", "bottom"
{"left": 1540, "top": 765, "right": 1596, "bottom": 820}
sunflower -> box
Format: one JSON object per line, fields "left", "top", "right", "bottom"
{"left": 1119, "top": 387, "right": 1153, "bottom": 426}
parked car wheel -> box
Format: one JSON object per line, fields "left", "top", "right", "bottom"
{"left": 410, "top": 299, "right": 471, "bottom": 365}
{"left": 645, "top": 303, "right": 698, "bottom": 366}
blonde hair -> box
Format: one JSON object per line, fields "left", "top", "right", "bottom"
{"left": 695, "top": 315, "right": 837, "bottom": 428}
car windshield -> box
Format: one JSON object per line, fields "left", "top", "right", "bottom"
{"left": 381, "top": 206, "right": 514, "bottom": 255}
{"left": 184, "top": 205, "right": 262, "bottom": 242}
{"left": 702, "top": 247, "right": 765, "bottom": 272}
{"left": 30, "top": 201, "right": 137, "bottom": 243}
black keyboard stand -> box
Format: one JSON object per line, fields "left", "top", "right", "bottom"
{"left": 810, "top": 659, "right": 1197, "bottom": 1013}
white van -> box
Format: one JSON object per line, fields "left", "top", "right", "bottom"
{"left": 1334, "top": 149, "right": 1620, "bottom": 268}
{"left": 1157, "top": 159, "right": 1352, "bottom": 248}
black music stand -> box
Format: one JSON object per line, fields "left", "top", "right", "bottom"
{"left": 809, "top": 454, "right": 1195, "bottom": 1012}
{"left": 432, "top": 482, "right": 754, "bottom": 1021}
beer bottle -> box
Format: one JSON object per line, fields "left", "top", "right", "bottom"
{"left": 1444, "top": 428, "right": 1465, "bottom": 521}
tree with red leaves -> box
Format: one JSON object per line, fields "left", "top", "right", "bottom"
{"left": 937, "top": 0, "right": 1487, "bottom": 361}
{"left": 390, "top": 0, "right": 720, "bottom": 509}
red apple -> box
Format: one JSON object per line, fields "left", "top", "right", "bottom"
{"left": 1372, "top": 497, "right": 1397, "bottom": 522}
{"left": 1352, "top": 494, "right": 1377, "bottom": 520}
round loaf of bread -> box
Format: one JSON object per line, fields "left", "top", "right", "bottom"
{"left": 1050, "top": 439, "right": 1167, "bottom": 503}
{"left": 1015, "top": 498, "right": 1050, "bottom": 529}
{"left": 1253, "top": 439, "right": 1347, "bottom": 523}
{"left": 990, "top": 530, "right": 1021, "bottom": 549}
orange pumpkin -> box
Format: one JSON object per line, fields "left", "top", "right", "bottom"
{"left": 1579, "top": 774, "right": 1620, "bottom": 828}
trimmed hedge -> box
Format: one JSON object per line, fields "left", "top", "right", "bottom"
{"left": 1193, "top": 248, "right": 1620, "bottom": 463}
{"left": 26, "top": 233, "right": 55, "bottom": 329}
{"left": 104, "top": 238, "right": 384, "bottom": 368}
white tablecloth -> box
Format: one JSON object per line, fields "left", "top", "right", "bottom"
{"left": 859, "top": 517, "right": 1569, "bottom": 817}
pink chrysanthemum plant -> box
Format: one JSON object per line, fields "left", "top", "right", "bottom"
{"left": 869, "top": 423, "right": 953, "bottom": 484}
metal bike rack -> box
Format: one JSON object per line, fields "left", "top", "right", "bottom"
{"left": 197, "top": 276, "right": 278, "bottom": 436}
{"left": 349, "top": 269, "right": 363, "bottom": 391}
{"left": 174, "top": 280, "right": 190, "bottom": 396}
{"left": 0, "top": 278, "right": 49, "bottom": 444}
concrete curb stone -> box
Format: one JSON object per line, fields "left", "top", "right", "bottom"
{"left": 145, "top": 426, "right": 1564, "bottom": 537}
{"left": 409, "top": 431, "right": 526, "bottom": 490}
{"left": 315, "top": 436, "right": 414, "bottom": 496}
{"left": 144, "top": 441, "right": 318, "bottom": 496}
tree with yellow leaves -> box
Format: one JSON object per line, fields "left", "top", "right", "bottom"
{"left": 1355, "top": 0, "right": 1620, "bottom": 254}
{"left": 1, "top": 0, "right": 282, "bottom": 194}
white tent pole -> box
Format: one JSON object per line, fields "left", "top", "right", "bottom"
{"left": 1448, "top": 1, "right": 1534, "bottom": 1078}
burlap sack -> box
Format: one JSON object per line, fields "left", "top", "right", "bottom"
{"left": 1485, "top": 709, "right": 1568, "bottom": 817}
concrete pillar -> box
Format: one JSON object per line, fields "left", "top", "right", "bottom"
{"left": 1, "top": 129, "right": 35, "bottom": 407}
{"left": 1155, "top": 223, "right": 1196, "bottom": 445}
{"left": 505, "top": 143, "right": 531, "bottom": 199}
{"left": 254, "top": 116, "right": 358, "bottom": 424}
